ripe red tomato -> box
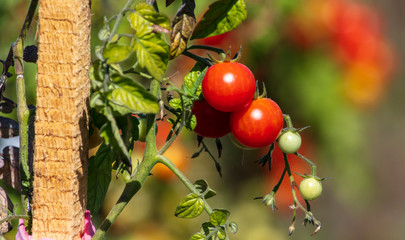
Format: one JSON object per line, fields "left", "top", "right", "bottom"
{"left": 192, "top": 99, "right": 231, "bottom": 138}
{"left": 202, "top": 62, "right": 256, "bottom": 112}
{"left": 230, "top": 98, "right": 283, "bottom": 148}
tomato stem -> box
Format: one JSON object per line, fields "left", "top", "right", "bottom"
{"left": 283, "top": 114, "right": 294, "bottom": 129}
{"left": 282, "top": 153, "right": 321, "bottom": 235}
{"left": 157, "top": 155, "right": 214, "bottom": 215}
{"left": 295, "top": 152, "right": 317, "bottom": 176}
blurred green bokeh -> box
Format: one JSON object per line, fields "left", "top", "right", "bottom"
{"left": 1, "top": 0, "right": 405, "bottom": 239}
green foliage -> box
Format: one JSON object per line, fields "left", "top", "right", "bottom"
{"left": 194, "top": 179, "right": 217, "bottom": 199}
{"left": 127, "top": 7, "right": 170, "bottom": 80}
{"left": 87, "top": 143, "right": 115, "bottom": 214}
{"left": 191, "top": 0, "right": 247, "bottom": 39}
{"left": 175, "top": 193, "right": 205, "bottom": 218}
{"left": 108, "top": 74, "right": 159, "bottom": 115}
{"left": 103, "top": 44, "right": 132, "bottom": 64}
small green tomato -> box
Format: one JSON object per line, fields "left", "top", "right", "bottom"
{"left": 299, "top": 177, "right": 322, "bottom": 201}
{"left": 277, "top": 131, "right": 301, "bottom": 154}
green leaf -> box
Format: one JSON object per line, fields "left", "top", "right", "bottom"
{"left": 169, "top": 98, "right": 182, "bottom": 110}
{"left": 191, "top": 0, "right": 247, "bottom": 40}
{"left": 127, "top": 9, "right": 170, "bottom": 80}
{"left": 108, "top": 74, "right": 159, "bottom": 115}
{"left": 99, "top": 106, "right": 132, "bottom": 169}
{"left": 228, "top": 221, "right": 238, "bottom": 234}
{"left": 135, "top": 3, "right": 171, "bottom": 30}
{"left": 184, "top": 62, "right": 206, "bottom": 96}
{"left": 103, "top": 44, "right": 132, "bottom": 64}
{"left": 175, "top": 193, "right": 205, "bottom": 218}
{"left": 98, "top": 27, "right": 110, "bottom": 41}
{"left": 194, "top": 179, "right": 217, "bottom": 199}
{"left": 210, "top": 209, "right": 230, "bottom": 226}
{"left": 133, "top": 34, "right": 169, "bottom": 80}
{"left": 216, "top": 229, "right": 227, "bottom": 240}
{"left": 190, "top": 232, "right": 205, "bottom": 240}
{"left": 87, "top": 143, "right": 114, "bottom": 214}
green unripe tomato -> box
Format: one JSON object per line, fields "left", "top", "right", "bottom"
{"left": 299, "top": 177, "right": 322, "bottom": 201}
{"left": 277, "top": 131, "right": 301, "bottom": 154}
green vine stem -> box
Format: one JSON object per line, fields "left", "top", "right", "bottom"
{"left": 157, "top": 155, "right": 213, "bottom": 215}
{"left": 283, "top": 114, "right": 294, "bottom": 129}
{"left": 106, "top": 0, "right": 136, "bottom": 43}
{"left": 282, "top": 153, "right": 321, "bottom": 235}
{"left": 93, "top": 79, "right": 161, "bottom": 239}
{"left": 295, "top": 152, "right": 317, "bottom": 176}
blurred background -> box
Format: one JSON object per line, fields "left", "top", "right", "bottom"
{"left": 1, "top": 0, "right": 404, "bottom": 239}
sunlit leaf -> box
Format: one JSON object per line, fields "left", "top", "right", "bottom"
{"left": 191, "top": 0, "right": 247, "bottom": 40}
{"left": 175, "top": 193, "right": 205, "bottom": 218}
{"left": 190, "top": 232, "right": 205, "bottom": 240}
{"left": 135, "top": 3, "right": 171, "bottom": 30}
{"left": 210, "top": 209, "right": 230, "bottom": 226}
{"left": 108, "top": 74, "right": 159, "bottom": 115}
{"left": 103, "top": 44, "right": 132, "bottom": 64}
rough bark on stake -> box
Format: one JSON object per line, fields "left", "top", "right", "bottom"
{"left": 32, "top": 0, "right": 91, "bottom": 239}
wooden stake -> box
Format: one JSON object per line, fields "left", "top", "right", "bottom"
{"left": 32, "top": 0, "right": 91, "bottom": 239}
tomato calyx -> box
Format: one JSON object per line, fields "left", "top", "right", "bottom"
{"left": 206, "top": 46, "right": 243, "bottom": 64}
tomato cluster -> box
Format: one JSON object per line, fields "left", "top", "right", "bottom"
{"left": 285, "top": 0, "right": 395, "bottom": 107}
{"left": 192, "top": 61, "right": 284, "bottom": 149}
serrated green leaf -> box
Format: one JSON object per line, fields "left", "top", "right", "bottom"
{"left": 87, "top": 143, "right": 114, "bottom": 214}
{"left": 184, "top": 62, "right": 206, "bottom": 96}
{"left": 175, "top": 193, "right": 205, "bottom": 218}
{"left": 133, "top": 35, "right": 169, "bottom": 80}
{"left": 107, "top": 74, "right": 159, "bottom": 115}
{"left": 216, "top": 229, "right": 227, "bottom": 240}
{"left": 187, "top": 114, "right": 197, "bottom": 131}
{"left": 210, "top": 209, "right": 230, "bottom": 226}
{"left": 128, "top": 12, "right": 154, "bottom": 37}
{"left": 191, "top": 0, "right": 247, "bottom": 40}
{"left": 169, "top": 98, "right": 182, "bottom": 110}
{"left": 127, "top": 12, "right": 170, "bottom": 80}
{"left": 190, "top": 232, "right": 205, "bottom": 240}
{"left": 103, "top": 44, "right": 132, "bottom": 64}
{"left": 135, "top": 3, "right": 171, "bottom": 30}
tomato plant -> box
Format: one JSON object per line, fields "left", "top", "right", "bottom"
{"left": 202, "top": 61, "right": 256, "bottom": 112}
{"left": 0, "top": 0, "right": 327, "bottom": 239}
{"left": 192, "top": 99, "right": 231, "bottom": 138}
{"left": 230, "top": 98, "right": 283, "bottom": 148}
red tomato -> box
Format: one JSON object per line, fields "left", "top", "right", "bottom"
{"left": 192, "top": 99, "right": 231, "bottom": 138}
{"left": 202, "top": 62, "right": 256, "bottom": 112}
{"left": 230, "top": 98, "right": 283, "bottom": 148}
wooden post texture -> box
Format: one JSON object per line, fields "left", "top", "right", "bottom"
{"left": 32, "top": 0, "right": 91, "bottom": 239}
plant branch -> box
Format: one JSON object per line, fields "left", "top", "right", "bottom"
{"left": 107, "top": 0, "right": 136, "bottom": 43}
{"left": 157, "top": 155, "right": 213, "bottom": 215}
{"left": 295, "top": 152, "right": 317, "bottom": 176}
